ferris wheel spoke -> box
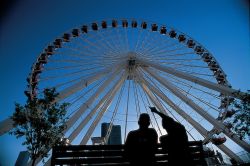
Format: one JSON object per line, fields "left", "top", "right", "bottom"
{"left": 137, "top": 51, "right": 195, "bottom": 63}
{"left": 169, "top": 69, "right": 213, "bottom": 78}
{"left": 138, "top": 78, "right": 167, "bottom": 115}
{"left": 138, "top": 72, "right": 208, "bottom": 135}
{"left": 175, "top": 85, "right": 220, "bottom": 113}
{"left": 135, "top": 70, "right": 168, "bottom": 135}
{"left": 64, "top": 79, "right": 104, "bottom": 111}
{"left": 124, "top": 79, "right": 131, "bottom": 142}
{"left": 78, "top": 33, "right": 120, "bottom": 56}
{"left": 143, "top": 44, "right": 188, "bottom": 59}
{"left": 67, "top": 73, "right": 127, "bottom": 143}
{"left": 146, "top": 44, "right": 185, "bottom": 58}
{"left": 157, "top": 57, "right": 202, "bottom": 62}
{"left": 42, "top": 66, "right": 105, "bottom": 77}
{"left": 132, "top": 81, "right": 141, "bottom": 118}
{"left": 143, "top": 67, "right": 226, "bottom": 127}
{"left": 39, "top": 66, "right": 104, "bottom": 83}
{"left": 80, "top": 72, "right": 128, "bottom": 145}
{"left": 137, "top": 34, "right": 178, "bottom": 58}
{"left": 138, "top": 86, "right": 162, "bottom": 136}
{"left": 46, "top": 76, "right": 87, "bottom": 91}
{"left": 134, "top": 26, "right": 146, "bottom": 52}
{"left": 60, "top": 44, "right": 103, "bottom": 57}
{"left": 134, "top": 27, "right": 156, "bottom": 55}
{"left": 157, "top": 62, "right": 210, "bottom": 70}
{"left": 120, "top": 25, "right": 129, "bottom": 51}
{"left": 151, "top": 56, "right": 202, "bottom": 63}
{"left": 154, "top": 72, "right": 220, "bottom": 112}
{"left": 138, "top": 80, "right": 165, "bottom": 136}
{"left": 136, "top": 27, "right": 169, "bottom": 53}
{"left": 139, "top": 58, "right": 246, "bottom": 98}
{"left": 63, "top": 66, "right": 125, "bottom": 133}
{"left": 43, "top": 64, "right": 92, "bottom": 71}
{"left": 137, "top": 71, "right": 209, "bottom": 137}
{"left": 65, "top": 40, "right": 117, "bottom": 61}
{"left": 47, "top": 58, "right": 103, "bottom": 65}
{"left": 108, "top": 28, "right": 128, "bottom": 54}
{"left": 153, "top": 57, "right": 203, "bottom": 66}
{"left": 78, "top": 27, "right": 128, "bottom": 57}
{"left": 90, "top": 30, "right": 123, "bottom": 55}
{"left": 142, "top": 66, "right": 250, "bottom": 152}
{"left": 57, "top": 47, "right": 100, "bottom": 59}
{"left": 113, "top": 27, "right": 127, "bottom": 53}
{"left": 139, "top": 74, "right": 197, "bottom": 140}
{"left": 55, "top": 50, "right": 106, "bottom": 61}
{"left": 161, "top": 72, "right": 221, "bottom": 102}
{"left": 101, "top": 28, "right": 128, "bottom": 54}
{"left": 49, "top": 54, "right": 122, "bottom": 65}
{"left": 61, "top": 41, "right": 123, "bottom": 59}
{"left": 104, "top": 82, "right": 126, "bottom": 144}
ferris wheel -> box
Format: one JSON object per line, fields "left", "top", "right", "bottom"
{"left": 1, "top": 18, "right": 249, "bottom": 163}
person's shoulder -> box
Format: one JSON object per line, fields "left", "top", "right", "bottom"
{"left": 148, "top": 128, "right": 158, "bottom": 134}
{"left": 128, "top": 129, "right": 139, "bottom": 136}
{"left": 148, "top": 128, "right": 157, "bottom": 131}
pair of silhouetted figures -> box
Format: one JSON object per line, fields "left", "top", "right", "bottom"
{"left": 125, "top": 107, "right": 194, "bottom": 166}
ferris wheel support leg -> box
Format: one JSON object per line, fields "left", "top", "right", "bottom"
{"left": 68, "top": 73, "right": 127, "bottom": 143}
{"left": 0, "top": 118, "right": 13, "bottom": 136}
{"left": 80, "top": 72, "right": 128, "bottom": 145}
{"left": 143, "top": 67, "right": 250, "bottom": 153}
{"left": 138, "top": 59, "right": 247, "bottom": 99}
{"left": 137, "top": 74, "right": 243, "bottom": 163}
{"left": 64, "top": 65, "right": 125, "bottom": 134}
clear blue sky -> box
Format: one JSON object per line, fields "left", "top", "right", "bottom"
{"left": 0, "top": 0, "right": 249, "bottom": 165}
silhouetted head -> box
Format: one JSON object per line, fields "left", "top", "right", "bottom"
{"left": 138, "top": 113, "right": 150, "bottom": 130}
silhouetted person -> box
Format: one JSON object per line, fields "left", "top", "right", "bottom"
{"left": 125, "top": 113, "right": 158, "bottom": 166}
{"left": 150, "top": 107, "right": 194, "bottom": 166}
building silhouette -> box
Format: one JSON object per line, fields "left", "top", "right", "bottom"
{"left": 15, "top": 151, "right": 29, "bottom": 166}
{"left": 101, "top": 123, "right": 121, "bottom": 145}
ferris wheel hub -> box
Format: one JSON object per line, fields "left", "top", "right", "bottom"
{"left": 126, "top": 52, "right": 138, "bottom": 80}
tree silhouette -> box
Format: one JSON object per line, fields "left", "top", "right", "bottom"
{"left": 10, "top": 88, "right": 68, "bottom": 166}
{"left": 226, "top": 90, "right": 250, "bottom": 141}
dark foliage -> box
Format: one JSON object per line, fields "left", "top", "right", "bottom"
{"left": 10, "top": 88, "right": 68, "bottom": 165}
{"left": 228, "top": 90, "right": 250, "bottom": 140}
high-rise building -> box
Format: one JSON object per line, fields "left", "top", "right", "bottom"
{"left": 101, "top": 123, "right": 122, "bottom": 145}
{"left": 15, "top": 151, "right": 29, "bottom": 166}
